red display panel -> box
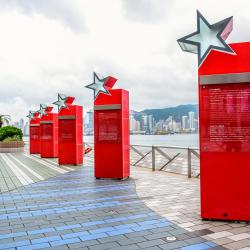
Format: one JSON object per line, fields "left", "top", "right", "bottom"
{"left": 199, "top": 42, "right": 250, "bottom": 221}
{"left": 40, "top": 112, "right": 58, "bottom": 158}
{"left": 29, "top": 116, "right": 41, "bottom": 154}
{"left": 96, "top": 111, "right": 121, "bottom": 143}
{"left": 201, "top": 84, "right": 250, "bottom": 152}
{"left": 30, "top": 127, "right": 40, "bottom": 140}
{"left": 59, "top": 120, "right": 76, "bottom": 141}
{"left": 94, "top": 89, "right": 130, "bottom": 179}
{"left": 41, "top": 124, "right": 53, "bottom": 141}
{"left": 58, "top": 105, "right": 83, "bottom": 165}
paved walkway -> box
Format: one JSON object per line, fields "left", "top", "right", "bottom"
{"left": 0, "top": 154, "right": 249, "bottom": 249}
{"left": 0, "top": 152, "right": 81, "bottom": 193}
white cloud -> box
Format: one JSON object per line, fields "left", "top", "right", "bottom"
{"left": 0, "top": 0, "right": 250, "bottom": 122}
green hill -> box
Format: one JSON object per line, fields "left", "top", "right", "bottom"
{"left": 135, "top": 104, "right": 198, "bottom": 122}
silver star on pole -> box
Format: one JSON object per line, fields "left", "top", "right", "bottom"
{"left": 53, "top": 93, "right": 69, "bottom": 112}
{"left": 177, "top": 10, "right": 234, "bottom": 66}
{"left": 26, "top": 111, "right": 35, "bottom": 120}
{"left": 85, "top": 72, "right": 110, "bottom": 100}
{"left": 37, "top": 104, "right": 48, "bottom": 117}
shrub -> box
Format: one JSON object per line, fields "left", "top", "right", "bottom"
{"left": 3, "top": 135, "right": 23, "bottom": 142}
{"left": 0, "top": 126, "right": 23, "bottom": 141}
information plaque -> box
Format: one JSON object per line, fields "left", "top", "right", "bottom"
{"left": 199, "top": 42, "right": 250, "bottom": 222}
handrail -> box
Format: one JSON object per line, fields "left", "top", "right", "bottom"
{"left": 84, "top": 142, "right": 200, "bottom": 178}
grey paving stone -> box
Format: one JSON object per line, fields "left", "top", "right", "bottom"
{"left": 88, "top": 242, "right": 120, "bottom": 250}
{"left": 68, "top": 240, "right": 98, "bottom": 249}
{"left": 137, "top": 239, "right": 166, "bottom": 249}
{"left": 118, "top": 236, "right": 147, "bottom": 246}
{"left": 184, "top": 236, "right": 207, "bottom": 244}
{"left": 98, "top": 235, "right": 127, "bottom": 243}
{"left": 109, "top": 244, "right": 140, "bottom": 250}
{"left": 159, "top": 240, "right": 188, "bottom": 250}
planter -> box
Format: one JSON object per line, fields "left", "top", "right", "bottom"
{"left": 0, "top": 141, "right": 25, "bottom": 153}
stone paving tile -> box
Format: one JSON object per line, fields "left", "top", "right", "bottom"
{"left": 0, "top": 152, "right": 81, "bottom": 193}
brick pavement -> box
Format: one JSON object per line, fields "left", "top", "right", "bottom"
{"left": 0, "top": 153, "right": 248, "bottom": 249}
{"left": 0, "top": 156, "right": 220, "bottom": 250}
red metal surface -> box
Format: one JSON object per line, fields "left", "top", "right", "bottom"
{"left": 199, "top": 42, "right": 250, "bottom": 221}
{"left": 94, "top": 89, "right": 130, "bottom": 179}
{"left": 29, "top": 113, "right": 41, "bottom": 154}
{"left": 58, "top": 104, "right": 83, "bottom": 165}
{"left": 40, "top": 111, "right": 58, "bottom": 158}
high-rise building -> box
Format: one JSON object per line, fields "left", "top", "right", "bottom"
{"left": 141, "top": 115, "right": 148, "bottom": 132}
{"left": 148, "top": 115, "right": 153, "bottom": 133}
{"left": 189, "top": 112, "right": 195, "bottom": 131}
{"left": 182, "top": 116, "right": 188, "bottom": 130}
{"left": 84, "top": 111, "right": 94, "bottom": 135}
{"left": 130, "top": 114, "right": 137, "bottom": 132}
{"left": 24, "top": 122, "right": 29, "bottom": 136}
{"left": 19, "top": 118, "right": 25, "bottom": 134}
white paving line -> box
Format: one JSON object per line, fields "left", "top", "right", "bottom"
{"left": 23, "top": 153, "right": 68, "bottom": 174}
{"left": 7, "top": 154, "right": 44, "bottom": 181}
{"left": 0, "top": 154, "right": 34, "bottom": 185}
{"left": 31, "top": 155, "right": 75, "bottom": 171}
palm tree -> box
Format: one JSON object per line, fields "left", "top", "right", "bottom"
{"left": 0, "top": 115, "right": 11, "bottom": 128}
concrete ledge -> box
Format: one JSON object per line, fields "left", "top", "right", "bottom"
{"left": 0, "top": 141, "right": 24, "bottom": 152}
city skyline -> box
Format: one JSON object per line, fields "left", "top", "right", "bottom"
{"left": 10, "top": 106, "right": 198, "bottom": 136}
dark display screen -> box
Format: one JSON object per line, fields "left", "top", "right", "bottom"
{"left": 41, "top": 124, "right": 53, "bottom": 140}
{"left": 30, "top": 126, "right": 40, "bottom": 140}
{"left": 59, "top": 119, "right": 75, "bottom": 141}
{"left": 200, "top": 83, "right": 250, "bottom": 152}
{"left": 96, "top": 111, "right": 121, "bottom": 143}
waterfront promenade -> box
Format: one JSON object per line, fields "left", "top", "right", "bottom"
{"left": 0, "top": 152, "right": 249, "bottom": 249}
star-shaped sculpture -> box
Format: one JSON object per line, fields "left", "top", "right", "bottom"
{"left": 177, "top": 10, "right": 234, "bottom": 66}
{"left": 26, "top": 111, "right": 35, "bottom": 120}
{"left": 37, "top": 104, "right": 48, "bottom": 117}
{"left": 85, "top": 72, "right": 110, "bottom": 100}
{"left": 53, "top": 93, "right": 69, "bottom": 112}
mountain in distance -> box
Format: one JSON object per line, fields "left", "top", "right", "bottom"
{"left": 133, "top": 104, "right": 198, "bottom": 122}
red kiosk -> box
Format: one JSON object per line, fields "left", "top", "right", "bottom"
{"left": 40, "top": 105, "right": 58, "bottom": 158}
{"left": 178, "top": 12, "right": 250, "bottom": 221}
{"left": 53, "top": 94, "right": 83, "bottom": 165}
{"left": 86, "top": 73, "right": 130, "bottom": 179}
{"left": 28, "top": 111, "right": 41, "bottom": 154}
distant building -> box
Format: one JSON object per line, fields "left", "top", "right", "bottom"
{"left": 189, "top": 112, "right": 195, "bottom": 131}
{"left": 84, "top": 111, "right": 94, "bottom": 135}
{"left": 182, "top": 116, "right": 188, "bottom": 130}
{"left": 129, "top": 113, "right": 141, "bottom": 134}
{"left": 24, "top": 122, "right": 29, "bottom": 136}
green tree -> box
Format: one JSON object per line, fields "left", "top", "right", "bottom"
{"left": 0, "top": 126, "right": 23, "bottom": 141}
{"left": 0, "top": 115, "right": 11, "bottom": 128}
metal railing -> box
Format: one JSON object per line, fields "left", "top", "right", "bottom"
{"left": 84, "top": 142, "right": 200, "bottom": 178}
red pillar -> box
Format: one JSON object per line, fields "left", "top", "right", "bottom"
{"left": 94, "top": 78, "right": 130, "bottom": 179}
{"left": 29, "top": 112, "right": 41, "bottom": 154}
{"left": 199, "top": 42, "right": 250, "bottom": 221}
{"left": 58, "top": 97, "right": 83, "bottom": 165}
{"left": 40, "top": 106, "right": 58, "bottom": 158}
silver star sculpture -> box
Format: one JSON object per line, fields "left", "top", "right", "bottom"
{"left": 53, "top": 93, "right": 69, "bottom": 112}
{"left": 37, "top": 104, "right": 48, "bottom": 117}
{"left": 177, "top": 10, "right": 234, "bottom": 66}
{"left": 26, "top": 111, "right": 35, "bottom": 120}
{"left": 85, "top": 72, "right": 110, "bottom": 100}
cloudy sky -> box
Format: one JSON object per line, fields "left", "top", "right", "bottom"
{"left": 0, "top": 0, "right": 250, "bottom": 122}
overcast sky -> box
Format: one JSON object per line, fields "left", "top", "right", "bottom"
{"left": 0, "top": 0, "right": 250, "bottom": 121}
